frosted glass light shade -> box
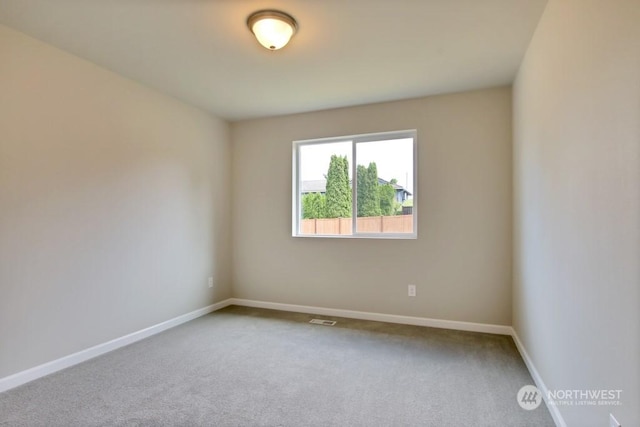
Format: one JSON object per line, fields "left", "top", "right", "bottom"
{"left": 247, "top": 10, "right": 298, "bottom": 51}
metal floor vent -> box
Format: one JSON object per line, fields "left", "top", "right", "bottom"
{"left": 309, "top": 319, "right": 336, "bottom": 326}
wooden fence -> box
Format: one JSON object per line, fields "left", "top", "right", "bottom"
{"left": 301, "top": 215, "right": 413, "bottom": 235}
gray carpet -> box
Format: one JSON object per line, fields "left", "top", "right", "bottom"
{"left": 0, "top": 306, "right": 554, "bottom": 426}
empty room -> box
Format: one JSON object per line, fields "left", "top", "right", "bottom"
{"left": 0, "top": 1, "right": 638, "bottom": 426}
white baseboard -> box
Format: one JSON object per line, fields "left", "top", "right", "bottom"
{"left": 0, "top": 298, "right": 233, "bottom": 393}
{"left": 511, "top": 328, "right": 566, "bottom": 427}
{"left": 229, "top": 298, "right": 512, "bottom": 335}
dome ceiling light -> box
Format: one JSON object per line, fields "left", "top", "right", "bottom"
{"left": 247, "top": 10, "right": 298, "bottom": 51}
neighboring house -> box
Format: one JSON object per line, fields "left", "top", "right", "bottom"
{"left": 300, "top": 180, "right": 327, "bottom": 195}
{"left": 377, "top": 178, "right": 411, "bottom": 203}
{"left": 301, "top": 178, "right": 411, "bottom": 203}
{"left": 401, "top": 199, "right": 413, "bottom": 215}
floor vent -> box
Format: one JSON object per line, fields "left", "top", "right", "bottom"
{"left": 309, "top": 319, "right": 336, "bottom": 326}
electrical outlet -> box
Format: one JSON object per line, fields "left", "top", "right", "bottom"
{"left": 609, "top": 413, "right": 621, "bottom": 427}
{"left": 208, "top": 277, "right": 214, "bottom": 288}
{"left": 408, "top": 284, "right": 416, "bottom": 297}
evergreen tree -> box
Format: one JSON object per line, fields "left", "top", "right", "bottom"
{"left": 325, "top": 155, "right": 352, "bottom": 218}
{"left": 357, "top": 162, "right": 382, "bottom": 217}
{"left": 302, "top": 193, "right": 326, "bottom": 219}
{"left": 379, "top": 182, "right": 396, "bottom": 216}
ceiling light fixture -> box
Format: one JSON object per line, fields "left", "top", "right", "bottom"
{"left": 247, "top": 10, "right": 298, "bottom": 51}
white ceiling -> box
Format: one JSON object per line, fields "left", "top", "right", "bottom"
{"left": 0, "top": 0, "right": 548, "bottom": 121}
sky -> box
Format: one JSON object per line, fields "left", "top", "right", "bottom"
{"left": 299, "top": 138, "right": 414, "bottom": 193}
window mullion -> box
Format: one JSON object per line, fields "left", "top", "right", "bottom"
{"left": 351, "top": 140, "right": 357, "bottom": 235}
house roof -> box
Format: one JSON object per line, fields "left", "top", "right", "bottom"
{"left": 378, "top": 178, "right": 412, "bottom": 195}
{"left": 301, "top": 180, "right": 327, "bottom": 193}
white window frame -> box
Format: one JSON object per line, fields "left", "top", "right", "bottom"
{"left": 292, "top": 129, "right": 418, "bottom": 239}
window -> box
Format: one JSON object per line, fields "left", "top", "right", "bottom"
{"left": 292, "top": 130, "right": 417, "bottom": 238}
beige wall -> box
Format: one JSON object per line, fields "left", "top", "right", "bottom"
{"left": 0, "top": 25, "right": 232, "bottom": 378}
{"left": 513, "top": 0, "right": 640, "bottom": 425}
{"left": 231, "top": 88, "right": 513, "bottom": 325}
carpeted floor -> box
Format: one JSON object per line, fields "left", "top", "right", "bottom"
{"left": 0, "top": 306, "right": 554, "bottom": 426}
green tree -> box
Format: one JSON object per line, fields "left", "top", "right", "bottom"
{"left": 388, "top": 179, "right": 405, "bottom": 215}
{"left": 302, "top": 193, "right": 326, "bottom": 219}
{"left": 378, "top": 182, "right": 396, "bottom": 216}
{"left": 357, "top": 162, "right": 382, "bottom": 217}
{"left": 325, "top": 155, "right": 352, "bottom": 218}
